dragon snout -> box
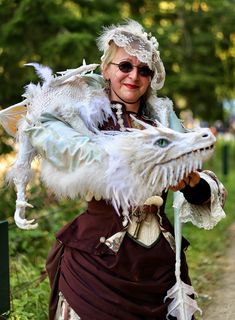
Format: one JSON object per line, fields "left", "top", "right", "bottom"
{"left": 202, "top": 133, "right": 209, "bottom": 138}
{"left": 200, "top": 128, "right": 216, "bottom": 142}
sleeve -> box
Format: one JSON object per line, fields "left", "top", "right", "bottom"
{"left": 24, "top": 112, "right": 102, "bottom": 172}
{"left": 173, "top": 171, "right": 226, "bottom": 229}
{"left": 181, "top": 178, "right": 211, "bottom": 205}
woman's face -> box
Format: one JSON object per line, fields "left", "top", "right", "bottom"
{"left": 103, "top": 47, "right": 151, "bottom": 107}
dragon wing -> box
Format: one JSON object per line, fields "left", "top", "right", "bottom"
{"left": 0, "top": 101, "right": 27, "bottom": 137}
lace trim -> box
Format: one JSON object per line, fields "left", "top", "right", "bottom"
{"left": 173, "top": 171, "right": 226, "bottom": 229}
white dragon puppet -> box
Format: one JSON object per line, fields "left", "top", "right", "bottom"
{"left": 0, "top": 63, "right": 225, "bottom": 320}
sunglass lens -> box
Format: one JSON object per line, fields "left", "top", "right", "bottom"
{"left": 118, "top": 62, "right": 133, "bottom": 73}
{"left": 139, "top": 66, "right": 153, "bottom": 77}
{"left": 117, "top": 61, "right": 153, "bottom": 77}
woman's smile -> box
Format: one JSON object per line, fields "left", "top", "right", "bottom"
{"left": 123, "top": 83, "right": 139, "bottom": 89}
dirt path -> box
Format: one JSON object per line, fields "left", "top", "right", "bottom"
{"left": 202, "top": 223, "right": 235, "bottom": 319}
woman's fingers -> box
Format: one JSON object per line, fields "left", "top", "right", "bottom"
{"left": 169, "top": 171, "right": 201, "bottom": 191}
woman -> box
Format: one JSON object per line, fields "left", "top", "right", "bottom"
{"left": 24, "top": 20, "right": 226, "bottom": 320}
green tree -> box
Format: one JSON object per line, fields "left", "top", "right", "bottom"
{"left": 0, "top": 0, "right": 234, "bottom": 121}
{"left": 129, "top": 0, "right": 235, "bottom": 121}
{"left": 0, "top": 0, "right": 122, "bottom": 153}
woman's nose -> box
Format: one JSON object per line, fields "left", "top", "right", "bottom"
{"left": 128, "top": 67, "right": 139, "bottom": 79}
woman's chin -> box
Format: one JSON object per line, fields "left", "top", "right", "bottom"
{"left": 121, "top": 93, "right": 141, "bottom": 103}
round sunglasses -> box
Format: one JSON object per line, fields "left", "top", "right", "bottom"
{"left": 110, "top": 61, "right": 154, "bottom": 77}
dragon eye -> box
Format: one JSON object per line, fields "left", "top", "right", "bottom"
{"left": 154, "top": 138, "right": 169, "bottom": 147}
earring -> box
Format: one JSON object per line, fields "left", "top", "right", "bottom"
{"left": 104, "top": 79, "right": 111, "bottom": 95}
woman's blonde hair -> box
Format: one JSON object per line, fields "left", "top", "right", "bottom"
{"left": 100, "top": 41, "right": 118, "bottom": 74}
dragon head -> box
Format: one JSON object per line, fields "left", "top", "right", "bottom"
{"left": 103, "top": 118, "right": 216, "bottom": 209}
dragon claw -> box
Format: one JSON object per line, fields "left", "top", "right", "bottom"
{"left": 15, "top": 219, "right": 38, "bottom": 230}
{"left": 16, "top": 200, "right": 34, "bottom": 208}
{"left": 14, "top": 201, "right": 38, "bottom": 230}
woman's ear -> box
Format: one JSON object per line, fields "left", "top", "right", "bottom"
{"left": 102, "top": 64, "right": 110, "bottom": 81}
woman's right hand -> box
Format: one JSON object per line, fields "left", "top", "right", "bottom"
{"left": 169, "top": 171, "right": 201, "bottom": 192}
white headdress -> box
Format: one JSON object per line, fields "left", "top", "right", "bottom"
{"left": 97, "top": 20, "right": 165, "bottom": 91}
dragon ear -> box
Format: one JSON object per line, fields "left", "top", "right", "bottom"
{"left": 25, "top": 63, "right": 53, "bottom": 83}
{"left": 0, "top": 100, "right": 27, "bottom": 137}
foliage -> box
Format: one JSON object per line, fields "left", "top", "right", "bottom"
{"left": 9, "top": 254, "right": 49, "bottom": 320}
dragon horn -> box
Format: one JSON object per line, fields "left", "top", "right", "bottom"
{"left": 58, "top": 64, "right": 100, "bottom": 84}
{"left": 129, "top": 114, "right": 164, "bottom": 130}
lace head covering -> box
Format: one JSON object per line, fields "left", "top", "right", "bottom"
{"left": 97, "top": 20, "right": 165, "bottom": 91}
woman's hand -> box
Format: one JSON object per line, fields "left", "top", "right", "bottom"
{"left": 169, "top": 171, "right": 201, "bottom": 192}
